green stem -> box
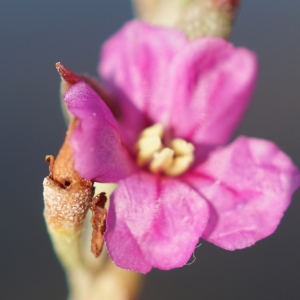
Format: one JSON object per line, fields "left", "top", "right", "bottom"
{"left": 45, "top": 183, "right": 143, "bottom": 300}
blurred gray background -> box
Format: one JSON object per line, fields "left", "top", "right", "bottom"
{"left": 1, "top": 0, "right": 300, "bottom": 299}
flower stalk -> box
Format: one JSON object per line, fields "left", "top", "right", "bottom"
{"left": 43, "top": 124, "right": 143, "bottom": 300}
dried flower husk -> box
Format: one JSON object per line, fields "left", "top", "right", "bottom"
{"left": 43, "top": 118, "right": 94, "bottom": 269}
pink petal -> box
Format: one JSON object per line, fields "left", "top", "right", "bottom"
{"left": 183, "top": 136, "right": 300, "bottom": 250}
{"left": 99, "top": 21, "right": 187, "bottom": 149}
{"left": 166, "top": 37, "right": 257, "bottom": 146}
{"left": 64, "top": 81, "right": 135, "bottom": 182}
{"left": 105, "top": 171, "right": 209, "bottom": 273}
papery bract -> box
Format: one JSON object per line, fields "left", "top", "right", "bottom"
{"left": 64, "top": 21, "right": 300, "bottom": 273}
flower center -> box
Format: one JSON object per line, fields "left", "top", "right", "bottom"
{"left": 135, "top": 124, "right": 195, "bottom": 177}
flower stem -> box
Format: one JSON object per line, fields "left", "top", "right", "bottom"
{"left": 43, "top": 121, "right": 143, "bottom": 299}
{"left": 67, "top": 261, "right": 143, "bottom": 300}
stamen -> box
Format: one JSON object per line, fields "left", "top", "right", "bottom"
{"left": 164, "top": 154, "right": 194, "bottom": 177}
{"left": 140, "top": 123, "right": 164, "bottom": 138}
{"left": 136, "top": 124, "right": 195, "bottom": 177}
{"left": 149, "top": 148, "right": 174, "bottom": 173}
{"left": 136, "top": 136, "right": 162, "bottom": 166}
{"left": 171, "top": 138, "right": 195, "bottom": 155}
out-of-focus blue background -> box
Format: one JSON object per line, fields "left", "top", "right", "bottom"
{"left": 1, "top": 0, "right": 300, "bottom": 299}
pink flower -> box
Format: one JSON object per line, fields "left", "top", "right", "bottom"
{"left": 63, "top": 21, "right": 300, "bottom": 273}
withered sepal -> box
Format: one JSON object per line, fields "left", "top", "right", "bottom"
{"left": 90, "top": 192, "right": 108, "bottom": 257}
{"left": 43, "top": 119, "right": 94, "bottom": 232}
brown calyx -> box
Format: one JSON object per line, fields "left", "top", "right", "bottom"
{"left": 47, "top": 119, "right": 83, "bottom": 187}
{"left": 90, "top": 192, "right": 108, "bottom": 257}
{"left": 43, "top": 118, "right": 94, "bottom": 232}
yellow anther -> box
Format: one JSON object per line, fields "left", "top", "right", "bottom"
{"left": 136, "top": 135, "right": 162, "bottom": 151}
{"left": 171, "top": 138, "right": 195, "bottom": 156}
{"left": 149, "top": 148, "right": 174, "bottom": 173}
{"left": 164, "top": 154, "right": 194, "bottom": 177}
{"left": 136, "top": 136, "right": 162, "bottom": 166}
{"left": 136, "top": 124, "right": 195, "bottom": 176}
{"left": 140, "top": 123, "right": 164, "bottom": 138}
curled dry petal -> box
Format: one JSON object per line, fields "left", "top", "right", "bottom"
{"left": 90, "top": 192, "right": 108, "bottom": 257}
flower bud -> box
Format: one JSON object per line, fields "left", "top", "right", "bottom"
{"left": 132, "top": 0, "right": 241, "bottom": 39}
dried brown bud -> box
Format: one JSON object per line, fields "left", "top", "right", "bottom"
{"left": 43, "top": 119, "right": 94, "bottom": 232}
{"left": 90, "top": 192, "right": 108, "bottom": 257}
